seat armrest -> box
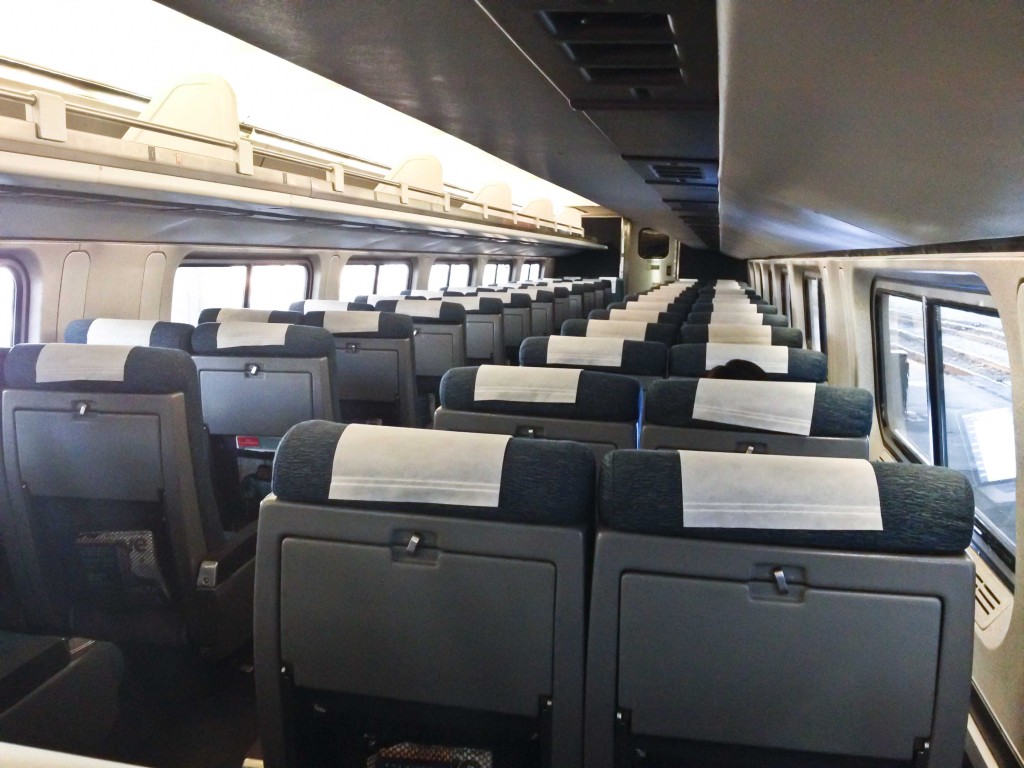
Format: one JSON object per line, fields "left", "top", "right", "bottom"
{"left": 196, "top": 522, "right": 258, "bottom": 589}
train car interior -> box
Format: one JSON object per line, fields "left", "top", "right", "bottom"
{"left": 0, "top": 1, "right": 1020, "bottom": 767}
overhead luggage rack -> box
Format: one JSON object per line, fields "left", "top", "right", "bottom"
{"left": 0, "top": 75, "right": 600, "bottom": 255}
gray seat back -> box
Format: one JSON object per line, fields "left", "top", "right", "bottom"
{"left": 641, "top": 378, "right": 872, "bottom": 457}
{"left": 375, "top": 299, "right": 467, "bottom": 381}
{"left": 302, "top": 309, "right": 418, "bottom": 427}
{"left": 256, "top": 421, "right": 594, "bottom": 768}
{"left": 431, "top": 296, "right": 505, "bottom": 365}
{"left": 436, "top": 365, "right": 640, "bottom": 463}
{"left": 1, "top": 344, "right": 253, "bottom": 657}
{"left": 586, "top": 451, "right": 975, "bottom": 768}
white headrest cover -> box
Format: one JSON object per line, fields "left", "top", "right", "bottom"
{"left": 442, "top": 297, "right": 483, "bottom": 311}
{"left": 321, "top": 311, "right": 382, "bottom": 334}
{"left": 707, "top": 325, "right": 773, "bottom": 344}
{"left": 474, "top": 365, "right": 582, "bottom": 404}
{"left": 215, "top": 308, "right": 273, "bottom": 322}
{"left": 609, "top": 309, "right": 663, "bottom": 324}
{"left": 301, "top": 300, "right": 352, "bottom": 312}
{"left": 546, "top": 335, "right": 625, "bottom": 367}
{"left": 216, "top": 323, "right": 288, "bottom": 349}
{"left": 705, "top": 342, "right": 788, "bottom": 373}
{"left": 585, "top": 320, "right": 649, "bottom": 341}
{"left": 86, "top": 319, "right": 156, "bottom": 347}
{"left": 36, "top": 344, "right": 131, "bottom": 383}
{"left": 708, "top": 312, "right": 764, "bottom": 325}
{"left": 330, "top": 423, "right": 510, "bottom": 507}
{"left": 393, "top": 299, "right": 444, "bottom": 318}
{"left": 693, "top": 379, "right": 817, "bottom": 435}
{"left": 710, "top": 300, "right": 757, "bottom": 312}
{"left": 679, "top": 451, "right": 881, "bottom": 530}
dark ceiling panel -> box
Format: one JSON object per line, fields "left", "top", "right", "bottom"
{"left": 156, "top": 0, "right": 720, "bottom": 248}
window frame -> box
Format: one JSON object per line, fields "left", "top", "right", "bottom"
{"left": 482, "top": 260, "right": 514, "bottom": 286}
{"left": 427, "top": 260, "right": 473, "bottom": 290}
{"left": 0, "top": 258, "right": 28, "bottom": 346}
{"left": 341, "top": 259, "right": 413, "bottom": 297}
{"left": 172, "top": 257, "right": 312, "bottom": 322}
{"left": 803, "top": 272, "right": 828, "bottom": 353}
{"left": 522, "top": 261, "right": 545, "bottom": 282}
{"left": 873, "top": 277, "right": 1016, "bottom": 582}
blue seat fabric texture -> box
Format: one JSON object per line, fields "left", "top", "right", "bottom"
{"left": 560, "top": 319, "right": 677, "bottom": 347}
{"left": 599, "top": 450, "right": 973, "bottom": 554}
{"left": 302, "top": 311, "right": 415, "bottom": 339}
{"left": 191, "top": 323, "right": 335, "bottom": 358}
{"left": 669, "top": 344, "right": 827, "bottom": 382}
{"left": 440, "top": 366, "right": 641, "bottom": 423}
{"left": 272, "top": 420, "right": 594, "bottom": 526}
{"left": 64, "top": 319, "right": 194, "bottom": 352}
{"left": 644, "top": 379, "right": 872, "bottom": 437}
{"left": 678, "top": 325, "right": 803, "bottom": 348}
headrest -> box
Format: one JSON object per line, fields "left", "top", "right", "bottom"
{"left": 440, "top": 365, "right": 640, "bottom": 422}
{"left": 303, "top": 310, "right": 414, "bottom": 339}
{"left": 598, "top": 308, "right": 684, "bottom": 327}
{"left": 290, "top": 300, "right": 374, "bottom": 314}
{"left": 645, "top": 379, "right": 873, "bottom": 437}
{"left": 691, "top": 300, "right": 778, "bottom": 316}
{"left": 402, "top": 290, "right": 446, "bottom": 298}
{"left": 5, "top": 343, "right": 198, "bottom": 395}
{"left": 375, "top": 299, "right": 467, "bottom": 323}
{"left": 476, "top": 290, "right": 532, "bottom": 308}
{"left": 272, "top": 421, "right": 594, "bottom": 524}
{"left": 64, "top": 318, "right": 194, "bottom": 352}
{"left": 520, "top": 336, "right": 667, "bottom": 376}
{"left": 191, "top": 322, "right": 334, "bottom": 357}
{"left": 599, "top": 450, "right": 973, "bottom": 554}
{"left": 509, "top": 287, "right": 554, "bottom": 303}
{"left": 669, "top": 343, "right": 827, "bottom": 382}
{"left": 435, "top": 296, "right": 504, "bottom": 314}
{"left": 353, "top": 295, "right": 408, "bottom": 307}
{"left": 686, "top": 311, "right": 789, "bottom": 327}
{"left": 197, "top": 308, "right": 301, "bottom": 324}
{"left": 679, "top": 325, "right": 804, "bottom": 348}
{"left": 561, "top": 319, "right": 677, "bottom": 347}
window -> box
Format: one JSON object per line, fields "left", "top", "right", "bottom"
{"left": 428, "top": 262, "right": 472, "bottom": 291}
{"left": 804, "top": 275, "right": 828, "bottom": 353}
{"left": 876, "top": 282, "right": 1016, "bottom": 575}
{"left": 339, "top": 261, "right": 411, "bottom": 301}
{"left": 482, "top": 262, "right": 512, "bottom": 286}
{"left": 522, "top": 262, "right": 544, "bottom": 282}
{"left": 0, "top": 265, "right": 19, "bottom": 346}
{"left": 171, "top": 262, "right": 309, "bottom": 325}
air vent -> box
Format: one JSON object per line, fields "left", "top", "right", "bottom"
{"left": 563, "top": 43, "right": 679, "bottom": 68}
{"left": 539, "top": 12, "right": 674, "bottom": 42}
{"left": 974, "top": 570, "right": 1011, "bottom": 630}
{"left": 582, "top": 67, "right": 683, "bottom": 86}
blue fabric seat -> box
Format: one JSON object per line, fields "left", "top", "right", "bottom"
{"left": 256, "top": 421, "right": 593, "bottom": 767}
{"left": 670, "top": 343, "right": 827, "bottom": 382}
{"left": 585, "top": 450, "right": 974, "bottom": 768}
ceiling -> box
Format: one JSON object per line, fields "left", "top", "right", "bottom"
{"left": 155, "top": 0, "right": 1023, "bottom": 259}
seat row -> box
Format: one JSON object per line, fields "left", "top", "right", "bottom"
{"left": 255, "top": 420, "right": 975, "bottom": 768}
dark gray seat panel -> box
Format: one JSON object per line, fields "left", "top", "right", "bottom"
{"left": 191, "top": 323, "right": 338, "bottom": 436}
{"left": 586, "top": 453, "right": 975, "bottom": 768}
{"left": 1, "top": 344, "right": 254, "bottom": 657}
{"left": 669, "top": 343, "right": 827, "bottom": 382}
{"left": 678, "top": 324, "right": 803, "bottom": 347}
{"left": 256, "top": 422, "right": 594, "bottom": 767}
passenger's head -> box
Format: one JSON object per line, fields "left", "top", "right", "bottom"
{"left": 704, "top": 358, "right": 768, "bottom": 380}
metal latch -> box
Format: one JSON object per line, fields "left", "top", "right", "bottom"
{"left": 772, "top": 567, "right": 789, "bottom": 595}
{"left": 406, "top": 533, "right": 422, "bottom": 554}
{"left": 246, "top": 363, "right": 262, "bottom": 377}
{"left": 196, "top": 560, "right": 218, "bottom": 589}
{"left": 74, "top": 401, "right": 89, "bottom": 416}
{"left": 345, "top": 343, "right": 360, "bottom": 354}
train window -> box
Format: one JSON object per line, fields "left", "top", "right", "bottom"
{"left": 879, "top": 293, "right": 934, "bottom": 462}
{"left": 482, "top": 262, "right": 512, "bottom": 285}
{"left": 876, "top": 283, "right": 1016, "bottom": 575}
{"left": 938, "top": 306, "right": 1015, "bottom": 563}
{"left": 427, "top": 262, "right": 472, "bottom": 291}
{"left": 172, "top": 262, "right": 309, "bottom": 324}
{"left": 522, "top": 262, "right": 544, "bottom": 281}
{"left": 0, "top": 265, "right": 19, "bottom": 346}
{"left": 339, "top": 261, "right": 411, "bottom": 301}
{"left": 804, "top": 275, "right": 828, "bottom": 353}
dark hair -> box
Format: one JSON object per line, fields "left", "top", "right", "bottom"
{"left": 704, "top": 358, "right": 768, "bottom": 380}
